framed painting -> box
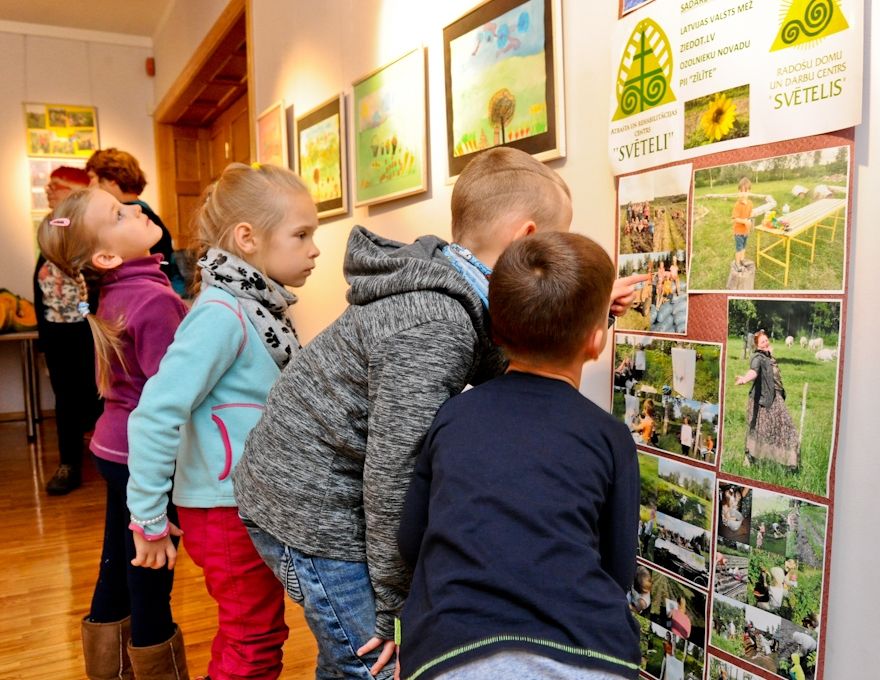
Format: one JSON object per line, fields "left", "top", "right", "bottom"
{"left": 443, "top": 0, "right": 565, "bottom": 178}
{"left": 256, "top": 100, "right": 288, "bottom": 166}
{"left": 23, "top": 103, "right": 99, "bottom": 159}
{"left": 352, "top": 47, "right": 428, "bottom": 207}
{"left": 295, "top": 94, "right": 348, "bottom": 219}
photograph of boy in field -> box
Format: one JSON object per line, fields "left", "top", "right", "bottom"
{"left": 722, "top": 298, "right": 841, "bottom": 497}
{"left": 617, "top": 165, "right": 691, "bottom": 335}
{"left": 690, "top": 146, "right": 848, "bottom": 292}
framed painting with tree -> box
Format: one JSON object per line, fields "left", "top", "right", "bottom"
{"left": 443, "top": 0, "right": 566, "bottom": 178}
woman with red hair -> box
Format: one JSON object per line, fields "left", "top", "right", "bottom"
{"left": 734, "top": 330, "right": 800, "bottom": 470}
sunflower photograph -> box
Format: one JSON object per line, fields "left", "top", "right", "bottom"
{"left": 684, "top": 85, "right": 750, "bottom": 150}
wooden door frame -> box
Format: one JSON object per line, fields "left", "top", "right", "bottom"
{"left": 152, "top": 0, "right": 255, "bottom": 241}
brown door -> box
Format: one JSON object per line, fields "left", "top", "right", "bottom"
{"left": 209, "top": 94, "right": 250, "bottom": 181}
{"left": 155, "top": 125, "right": 211, "bottom": 251}
{"left": 152, "top": 2, "right": 251, "bottom": 251}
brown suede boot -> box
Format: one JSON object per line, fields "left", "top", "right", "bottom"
{"left": 128, "top": 625, "right": 189, "bottom": 679}
{"left": 81, "top": 616, "right": 133, "bottom": 679}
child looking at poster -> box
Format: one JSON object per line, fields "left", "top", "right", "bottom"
{"left": 396, "top": 232, "right": 640, "bottom": 679}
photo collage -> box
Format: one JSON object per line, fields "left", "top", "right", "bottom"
{"left": 613, "top": 135, "right": 845, "bottom": 680}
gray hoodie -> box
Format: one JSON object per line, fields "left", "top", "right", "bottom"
{"left": 233, "top": 226, "right": 504, "bottom": 638}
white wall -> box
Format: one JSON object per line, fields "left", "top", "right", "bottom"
{"left": 825, "top": 0, "right": 880, "bottom": 674}
{"left": 151, "top": 0, "right": 229, "bottom": 102}
{"left": 0, "top": 24, "right": 158, "bottom": 413}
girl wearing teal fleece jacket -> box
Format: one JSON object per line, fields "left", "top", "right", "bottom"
{"left": 126, "top": 163, "right": 320, "bottom": 680}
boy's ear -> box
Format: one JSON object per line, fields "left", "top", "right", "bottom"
{"left": 510, "top": 219, "right": 538, "bottom": 242}
{"left": 583, "top": 325, "right": 608, "bottom": 362}
{"left": 231, "top": 222, "right": 259, "bottom": 254}
{"left": 91, "top": 250, "right": 123, "bottom": 271}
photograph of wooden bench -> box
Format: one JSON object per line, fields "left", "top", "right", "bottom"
{"left": 754, "top": 197, "right": 845, "bottom": 287}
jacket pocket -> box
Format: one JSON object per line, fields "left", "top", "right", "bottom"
{"left": 210, "top": 403, "right": 264, "bottom": 481}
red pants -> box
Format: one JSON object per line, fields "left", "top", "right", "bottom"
{"left": 178, "top": 507, "right": 288, "bottom": 680}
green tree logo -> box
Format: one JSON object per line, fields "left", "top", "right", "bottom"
{"left": 613, "top": 19, "right": 676, "bottom": 121}
{"left": 771, "top": 0, "right": 849, "bottom": 51}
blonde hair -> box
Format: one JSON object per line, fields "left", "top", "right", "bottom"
{"left": 37, "top": 189, "right": 126, "bottom": 396}
{"left": 193, "top": 163, "right": 311, "bottom": 262}
{"left": 451, "top": 147, "right": 571, "bottom": 243}
{"left": 738, "top": 176, "right": 752, "bottom": 192}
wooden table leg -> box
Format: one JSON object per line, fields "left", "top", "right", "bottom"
{"left": 19, "top": 339, "right": 35, "bottom": 441}
{"left": 784, "top": 236, "right": 791, "bottom": 287}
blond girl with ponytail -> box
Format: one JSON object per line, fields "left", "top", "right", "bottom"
{"left": 125, "top": 162, "right": 320, "bottom": 680}
{"left": 38, "top": 187, "right": 189, "bottom": 679}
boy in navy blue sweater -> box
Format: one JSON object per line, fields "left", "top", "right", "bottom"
{"left": 397, "top": 231, "right": 641, "bottom": 680}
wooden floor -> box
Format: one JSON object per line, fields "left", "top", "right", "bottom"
{"left": 0, "top": 420, "right": 318, "bottom": 679}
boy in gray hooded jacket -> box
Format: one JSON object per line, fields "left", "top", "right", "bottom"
{"left": 233, "top": 147, "right": 641, "bottom": 679}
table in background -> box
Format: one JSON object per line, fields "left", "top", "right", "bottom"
{"left": 0, "top": 331, "right": 40, "bottom": 440}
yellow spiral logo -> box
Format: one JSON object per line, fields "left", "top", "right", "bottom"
{"left": 771, "top": 0, "right": 849, "bottom": 52}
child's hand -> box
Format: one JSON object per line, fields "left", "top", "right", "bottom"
{"left": 356, "top": 637, "right": 396, "bottom": 677}
{"left": 611, "top": 274, "right": 652, "bottom": 316}
{"left": 131, "top": 522, "right": 183, "bottom": 570}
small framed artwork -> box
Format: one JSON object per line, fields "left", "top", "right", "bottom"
{"left": 23, "top": 103, "right": 99, "bottom": 159}
{"left": 295, "top": 94, "right": 348, "bottom": 219}
{"left": 352, "top": 47, "right": 429, "bottom": 207}
{"left": 256, "top": 100, "right": 288, "bottom": 167}
{"left": 443, "top": 0, "right": 566, "bottom": 178}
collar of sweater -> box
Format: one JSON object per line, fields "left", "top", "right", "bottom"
{"left": 101, "top": 254, "right": 169, "bottom": 287}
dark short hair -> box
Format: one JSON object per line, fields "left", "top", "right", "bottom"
{"left": 86, "top": 148, "right": 147, "bottom": 195}
{"left": 489, "top": 231, "right": 614, "bottom": 363}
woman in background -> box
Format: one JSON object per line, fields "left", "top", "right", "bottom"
{"left": 32, "top": 166, "right": 101, "bottom": 495}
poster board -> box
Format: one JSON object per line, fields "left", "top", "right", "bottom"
{"left": 607, "top": 0, "right": 863, "bottom": 175}
{"left": 608, "top": 6, "right": 860, "bottom": 674}
{"left": 613, "top": 125, "right": 851, "bottom": 680}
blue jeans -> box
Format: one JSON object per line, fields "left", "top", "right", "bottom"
{"left": 243, "top": 518, "right": 395, "bottom": 680}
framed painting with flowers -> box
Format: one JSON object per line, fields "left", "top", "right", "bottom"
{"left": 295, "top": 94, "right": 348, "bottom": 219}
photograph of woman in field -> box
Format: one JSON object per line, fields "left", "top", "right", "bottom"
{"left": 722, "top": 298, "right": 841, "bottom": 497}
{"left": 631, "top": 563, "right": 707, "bottom": 680}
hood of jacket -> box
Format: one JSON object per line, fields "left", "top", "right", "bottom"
{"left": 344, "top": 225, "right": 483, "bottom": 324}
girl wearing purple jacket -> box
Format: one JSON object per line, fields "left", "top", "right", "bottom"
{"left": 38, "top": 188, "right": 189, "bottom": 679}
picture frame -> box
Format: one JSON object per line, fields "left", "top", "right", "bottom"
{"left": 256, "top": 100, "right": 288, "bottom": 167}
{"left": 443, "top": 0, "right": 566, "bottom": 178}
{"left": 23, "top": 102, "right": 99, "bottom": 159}
{"left": 295, "top": 94, "right": 348, "bottom": 219}
{"left": 352, "top": 47, "right": 429, "bottom": 207}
